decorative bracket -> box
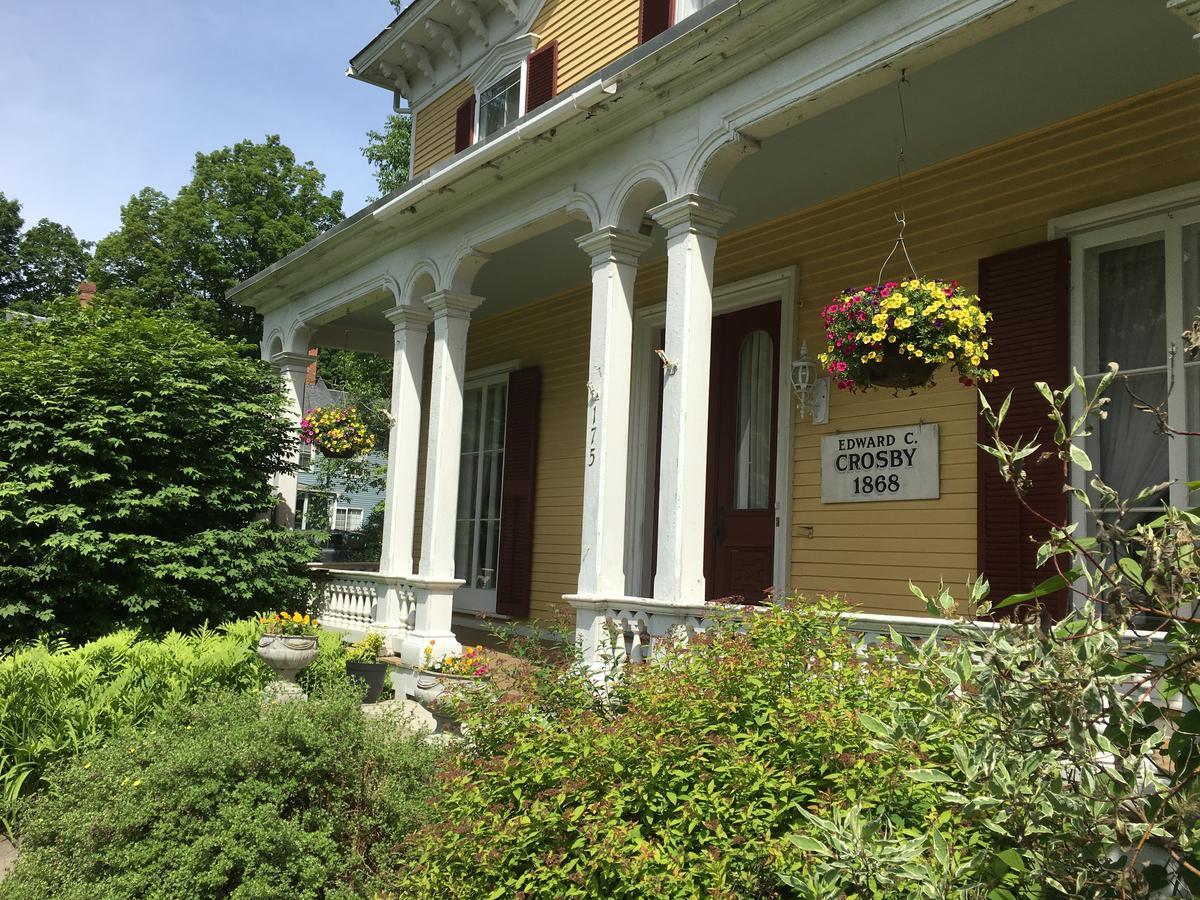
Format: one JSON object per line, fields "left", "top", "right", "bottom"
{"left": 425, "top": 20, "right": 461, "bottom": 65}
{"left": 378, "top": 63, "right": 411, "bottom": 97}
{"left": 400, "top": 41, "right": 435, "bottom": 79}
{"left": 497, "top": 0, "right": 520, "bottom": 24}
{"left": 451, "top": 0, "right": 489, "bottom": 45}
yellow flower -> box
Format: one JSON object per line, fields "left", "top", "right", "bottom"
{"left": 887, "top": 335, "right": 897, "bottom": 343}
{"left": 132, "top": 779, "right": 142, "bottom": 788}
{"left": 914, "top": 349, "right": 924, "bottom": 358}
{"left": 905, "top": 306, "right": 914, "bottom": 317}
{"left": 971, "top": 356, "right": 981, "bottom": 366}
{"left": 990, "top": 369, "right": 999, "bottom": 378}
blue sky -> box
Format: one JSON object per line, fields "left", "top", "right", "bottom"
{"left": 0, "top": 0, "right": 404, "bottom": 243}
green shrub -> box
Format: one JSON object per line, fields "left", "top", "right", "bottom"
{"left": 0, "top": 620, "right": 346, "bottom": 834}
{"left": 384, "top": 597, "right": 943, "bottom": 898}
{"left": 0, "top": 298, "right": 316, "bottom": 644}
{"left": 2, "top": 686, "right": 437, "bottom": 900}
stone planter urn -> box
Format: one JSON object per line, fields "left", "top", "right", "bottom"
{"left": 257, "top": 634, "right": 319, "bottom": 701}
{"left": 413, "top": 670, "right": 490, "bottom": 733}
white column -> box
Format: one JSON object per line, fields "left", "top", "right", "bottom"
{"left": 402, "top": 290, "right": 483, "bottom": 666}
{"left": 648, "top": 194, "right": 734, "bottom": 605}
{"left": 378, "top": 306, "right": 433, "bottom": 576}
{"left": 270, "top": 351, "right": 312, "bottom": 529}
{"left": 574, "top": 227, "right": 652, "bottom": 598}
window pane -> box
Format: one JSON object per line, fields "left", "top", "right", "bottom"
{"left": 461, "top": 387, "right": 482, "bottom": 453}
{"left": 485, "top": 383, "right": 508, "bottom": 450}
{"left": 1096, "top": 239, "right": 1166, "bottom": 371}
{"left": 1092, "top": 371, "right": 1169, "bottom": 507}
{"left": 454, "top": 519, "right": 474, "bottom": 581}
{"left": 479, "top": 69, "right": 520, "bottom": 138}
{"left": 734, "top": 330, "right": 773, "bottom": 510}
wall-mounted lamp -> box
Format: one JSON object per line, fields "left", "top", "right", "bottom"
{"left": 790, "top": 341, "right": 829, "bottom": 425}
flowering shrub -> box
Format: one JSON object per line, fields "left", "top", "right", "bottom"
{"left": 422, "top": 643, "right": 490, "bottom": 677}
{"left": 299, "top": 404, "right": 375, "bottom": 458}
{"left": 818, "top": 279, "right": 998, "bottom": 391}
{"left": 258, "top": 610, "right": 319, "bottom": 636}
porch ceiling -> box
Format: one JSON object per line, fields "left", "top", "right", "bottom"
{"left": 718, "top": 0, "right": 1200, "bottom": 236}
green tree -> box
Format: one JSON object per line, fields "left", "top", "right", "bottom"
{"left": 0, "top": 193, "right": 22, "bottom": 306}
{"left": 11, "top": 219, "right": 93, "bottom": 309}
{"left": 0, "top": 193, "right": 93, "bottom": 313}
{"left": 91, "top": 136, "right": 344, "bottom": 344}
{"left": 0, "top": 297, "right": 317, "bottom": 645}
{"left": 361, "top": 113, "right": 412, "bottom": 198}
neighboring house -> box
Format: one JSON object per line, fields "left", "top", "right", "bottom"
{"left": 233, "top": 0, "right": 1200, "bottom": 669}
{"left": 294, "top": 376, "right": 388, "bottom": 560}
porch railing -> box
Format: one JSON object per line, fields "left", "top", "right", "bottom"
{"left": 311, "top": 568, "right": 418, "bottom": 650}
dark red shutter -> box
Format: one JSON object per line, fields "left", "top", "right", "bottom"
{"left": 454, "top": 96, "right": 475, "bottom": 152}
{"left": 639, "top": 0, "right": 673, "bottom": 43}
{"left": 977, "top": 239, "right": 1070, "bottom": 621}
{"left": 496, "top": 367, "right": 541, "bottom": 618}
{"left": 524, "top": 43, "right": 557, "bottom": 114}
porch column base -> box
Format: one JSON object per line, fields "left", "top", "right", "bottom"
{"left": 399, "top": 577, "right": 464, "bottom": 668}
{"left": 566, "top": 594, "right": 718, "bottom": 675}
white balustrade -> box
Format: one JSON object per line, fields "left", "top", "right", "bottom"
{"left": 313, "top": 568, "right": 420, "bottom": 653}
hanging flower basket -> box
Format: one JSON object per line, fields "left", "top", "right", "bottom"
{"left": 299, "top": 405, "right": 376, "bottom": 459}
{"left": 818, "top": 279, "right": 998, "bottom": 392}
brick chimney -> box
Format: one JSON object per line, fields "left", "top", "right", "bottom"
{"left": 306, "top": 347, "right": 318, "bottom": 385}
{"left": 77, "top": 281, "right": 97, "bottom": 308}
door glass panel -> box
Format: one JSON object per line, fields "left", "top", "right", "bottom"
{"left": 734, "top": 329, "right": 773, "bottom": 510}
{"left": 454, "top": 380, "right": 508, "bottom": 588}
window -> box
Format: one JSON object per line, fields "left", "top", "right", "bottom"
{"left": 478, "top": 68, "right": 521, "bottom": 139}
{"left": 333, "top": 506, "right": 364, "bottom": 532}
{"left": 1072, "top": 198, "right": 1200, "bottom": 523}
{"left": 735, "top": 330, "right": 773, "bottom": 509}
{"left": 455, "top": 376, "right": 508, "bottom": 590}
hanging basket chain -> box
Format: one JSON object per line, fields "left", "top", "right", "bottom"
{"left": 877, "top": 70, "right": 919, "bottom": 286}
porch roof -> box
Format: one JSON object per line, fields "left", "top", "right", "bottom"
{"left": 229, "top": 0, "right": 754, "bottom": 313}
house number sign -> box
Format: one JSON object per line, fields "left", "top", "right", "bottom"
{"left": 820, "top": 424, "right": 939, "bottom": 503}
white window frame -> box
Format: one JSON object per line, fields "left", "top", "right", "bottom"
{"left": 475, "top": 65, "right": 526, "bottom": 141}
{"left": 454, "top": 363, "right": 518, "bottom": 615}
{"left": 1050, "top": 182, "right": 1200, "bottom": 610}
{"left": 333, "top": 505, "right": 365, "bottom": 533}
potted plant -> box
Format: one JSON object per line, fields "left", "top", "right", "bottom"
{"left": 299, "top": 405, "right": 376, "bottom": 459}
{"left": 256, "top": 611, "right": 321, "bottom": 701}
{"left": 345, "top": 632, "right": 389, "bottom": 703}
{"left": 818, "top": 279, "right": 998, "bottom": 392}
{"left": 413, "top": 643, "right": 493, "bottom": 731}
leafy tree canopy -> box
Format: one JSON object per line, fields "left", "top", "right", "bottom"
{"left": 361, "top": 113, "right": 412, "bottom": 199}
{"left": 0, "top": 192, "right": 93, "bottom": 313}
{"left": 0, "top": 296, "right": 316, "bottom": 645}
{"left": 90, "top": 136, "right": 344, "bottom": 345}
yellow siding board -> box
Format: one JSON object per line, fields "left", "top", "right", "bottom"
{"left": 450, "top": 76, "right": 1200, "bottom": 623}
{"left": 531, "top": 0, "right": 640, "bottom": 95}
{"left": 411, "top": 79, "right": 475, "bottom": 176}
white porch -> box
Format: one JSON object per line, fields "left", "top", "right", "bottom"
{"left": 237, "top": 0, "right": 1200, "bottom": 673}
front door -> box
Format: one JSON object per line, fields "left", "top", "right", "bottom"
{"left": 705, "top": 301, "right": 780, "bottom": 602}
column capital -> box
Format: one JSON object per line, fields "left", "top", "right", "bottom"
{"left": 384, "top": 304, "right": 435, "bottom": 331}
{"left": 270, "top": 351, "right": 313, "bottom": 372}
{"left": 424, "top": 290, "right": 484, "bottom": 320}
{"left": 648, "top": 194, "right": 736, "bottom": 240}
{"left": 576, "top": 227, "right": 653, "bottom": 269}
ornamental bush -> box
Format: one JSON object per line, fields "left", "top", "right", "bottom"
{"left": 0, "top": 620, "right": 347, "bottom": 834}
{"left": 384, "top": 598, "right": 962, "bottom": 898}
{"left": 2, "top": 685, "right": 437, "bottom": 900}
{"left": 0, "top": 298, "right": 316, "bottom": 644}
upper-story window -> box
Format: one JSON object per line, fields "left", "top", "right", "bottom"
{"left": 479, "top": 68, "right": 522, "bottom": 140}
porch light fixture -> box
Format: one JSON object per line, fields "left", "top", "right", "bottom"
{"left": 791, "top": 342, "right": 829, "bottom": 425}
